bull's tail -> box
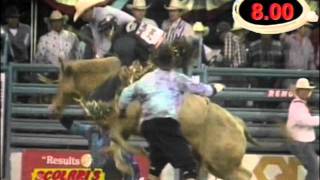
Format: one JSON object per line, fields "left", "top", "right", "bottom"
{"left": 234, "top": 116, "right": 261, "bottom": 147}
{"left": 243, "top": 127, "right": 261, "bottom": 147}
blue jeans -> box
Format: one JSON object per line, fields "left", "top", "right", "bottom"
{"left": 288, "top": 141, "right": 319, "bottom": 180}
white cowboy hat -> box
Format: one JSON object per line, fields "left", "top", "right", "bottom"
{"left": 73, "top": 0, "right": 105, "bottom": 22}
{"left": 295, "top": 78, "right": 315, "bottom": 89}
{"left": 193, "top": 21, "right": 209, "bottom": 36}
{"left": 44, "top": 10, "right": 68, "bottom": 24}
{"left": 127, "top": 0, "right": 151, "bottom": 10}
{"left": 164, "top": 0, "right": 186, "bottom": 10}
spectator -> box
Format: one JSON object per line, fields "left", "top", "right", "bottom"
{"left": 161, "top": 0, "right": 214, "bottom": 72}
{"left": 127, "top": 0, "right": 157, "bottom": 27}
{"left": 3, "top": 5, "right": 31, "bottom": 63}
{"left": 286, "top": 78, "right": 319, "bottom": 180}
{"left": 280, "top": 25, "right": 315, "bottom": 70}
{"left": 247, "top": 34, "right": 284, "bottom": 88}
{"left": 161, "top": 0, "right": 194, "bottom": 43}
{"left": 248, "top": 34, "right": 283, "bottom": 69}
{"left": 73, "top": 0, "right": 134, "bottom": 58}
{"left": 118, "top": 41, "right": 225, "bottom": 180}
{"left": 34, "top": 10, "right": 80, "bottom": 66}
{"left": 218, "top": 21, "right": 248, "bottom": 68}
{"left": 215, "top": 21, "right": 249, "bottom": 107}
{"left": 310, "top": 26, "right": 319, "bottom": 70}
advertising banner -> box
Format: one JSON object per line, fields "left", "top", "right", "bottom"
{"left": 21, "top": 149, "right": 150, "bottom": 180}
{"left": 20, "top": 150, "right": 309, "bottom": 179}
{"left": 208, "top": 154, "right": 307, "bottom": 180}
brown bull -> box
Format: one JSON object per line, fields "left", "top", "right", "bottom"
{"left": 49, "top": 57, "right": 154, "bottom": 118}
{"left": 49, "top": 58, "right": 254, "bottom": 179}
{"left": 81, "top": 94, "right": 255, "bottom": 180}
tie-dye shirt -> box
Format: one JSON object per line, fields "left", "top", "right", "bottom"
{"left": 119, "top": 68, "right": 214, "bottom": 122}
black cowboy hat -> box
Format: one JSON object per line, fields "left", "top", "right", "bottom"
{"left": 5, "top": 6, "right": 20, "bottom": 18}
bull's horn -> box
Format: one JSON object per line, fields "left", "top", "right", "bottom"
{"left": 74, "top": 97, "right": 92, "bottom": 116}
{"left": 37, "top": 73, "right": 59, "bottom": 84}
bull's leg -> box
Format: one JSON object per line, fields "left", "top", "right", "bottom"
{"left": 105, "top": 143, "right": 133, "bottom": 175}
{"left": 109, "top": 124, "right": 146, "bottom": 156}
{"left": 224, "top": 166, "right": 252, "bottom": 180}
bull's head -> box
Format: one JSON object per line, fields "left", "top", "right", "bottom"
{"left": 75, "top": 97, "right": 116, "bottom": 129}
{"left": 49, "top": 57, "right": 122, "bottom": 119}
{"left": 49, "top": 58, "right": 80, "bottom": 119}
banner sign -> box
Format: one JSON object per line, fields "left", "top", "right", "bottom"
{"left": 135, "top": 22, "right": 165, "bottom": 48}
{"left": 208, "top": 154, "right": 307, "bottom": 180}
{"left": 267, "top": 89, "right": 294, "bottom": 99}
{"left": 22, "top": 150, "right": 104, "bottom": 180}
{"left": 140, "top": 154, "right": 308, "bottom": 180}
{"left": 22, "top": 149, "right": 150, "bottom": 180}
{"left": 126, "top": 21, "right": 165, "bottom": 48}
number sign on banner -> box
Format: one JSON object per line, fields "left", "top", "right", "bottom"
{"left": 135, "top": 22, "right": 166, "bottom": 48}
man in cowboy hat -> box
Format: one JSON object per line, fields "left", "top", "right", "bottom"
{"left": 34, "top": 10, "right": 80, "bottom": 66}
{"left": 161, "top": 0, "right": 216, "bottom": 68}
{"left": 286, "top": 78, "right": 319, "bottom": 180}
{"left": 3, "top": 5, "right": 30, "bottom": 64}
{"left": 216, "top": 21, "right": 248, "bottom": 68}
{"left": 161, "top": 0, "right": 194, "bottom": 43}
{"left": 73, "top": 0, "right": 134, "bottom": 58}
{"left": 127, "top": 0, "right": 157, "bottom": 27}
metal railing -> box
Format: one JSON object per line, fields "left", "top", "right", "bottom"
{"left": 4, "top": 63, "right": 320, "bottom": 179}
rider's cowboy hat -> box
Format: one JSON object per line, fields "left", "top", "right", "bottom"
{"left": 164, "top": 0, "right": 186, "bottom": 10}
{"left": 73, "top": 0, "right": 105, "bottom": 22}
{"left": 295, "top": 78, "right": 315, "bottom": 89}
{"left": 127, "top": 0, "right": 150, "bottom": 10}
{"left": 193, "top": 21, "right": 209, "bottom": 36}
{"left": 44, "top": 10, "right": 69, "bottom": 24}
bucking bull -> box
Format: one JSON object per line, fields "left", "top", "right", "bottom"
{"left": 47, "top": 57, "right": 258, "bottom": 180}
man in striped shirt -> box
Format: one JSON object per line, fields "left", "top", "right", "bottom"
{"left": 161, "top": 0, "right": 194, "bottom": 44}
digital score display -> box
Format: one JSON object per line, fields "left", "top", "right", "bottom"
{"left": 232, "top": 0, "right": 319, "bottom": 34}
{"left": 239, "top": 0, "right": 303, "bottom": 25}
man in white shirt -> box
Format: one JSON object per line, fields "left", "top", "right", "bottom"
{"left": 74, "top": 0, "right": 135, "bottom": 58}
{"left": 34, "top": 10, "right": 79, "bottom": 66}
